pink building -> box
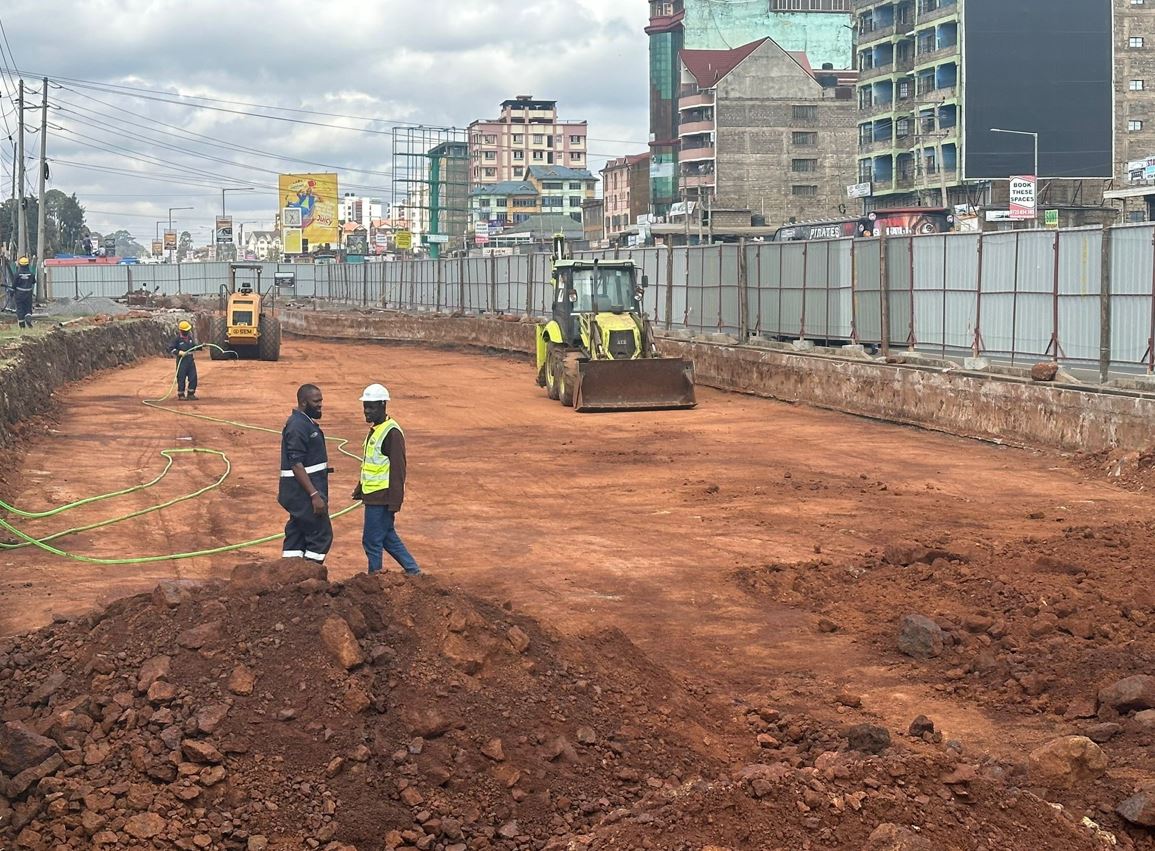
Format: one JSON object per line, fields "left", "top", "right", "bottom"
{"left": 468, "top": 96, "right": 589, "bottom": 185}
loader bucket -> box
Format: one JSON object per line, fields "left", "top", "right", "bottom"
{"left": 573, "top": 358, "right": 697, "bottom": 412}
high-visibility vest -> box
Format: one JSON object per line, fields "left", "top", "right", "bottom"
{"left": 360, "top": 418, "right": 401, "bottom": 495}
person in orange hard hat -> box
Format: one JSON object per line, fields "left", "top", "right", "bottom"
{"left": 167, "top": 319, "right": 199, "bottom": 400}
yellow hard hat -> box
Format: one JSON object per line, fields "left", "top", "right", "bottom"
{"left": 178, "top": 320, "right": 192, "bottom": 332}
{"left": 17, "top": 256, "right": 28, "bottom": 265}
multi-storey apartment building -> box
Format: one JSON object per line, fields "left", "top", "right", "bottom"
{"left": 468, "top": 97, "right": 589, "bottom": 186}
{"left": 854, "top": 0, "right": 962, "bottom": 207}
{"left": 646, "top": 0, "right": 854, "bottom": 215}
{"left": 677, "top": 38, "right": 857, "bottom": 225}
{"left": 1113, "top": 0, "right": 1155, "bottom": 220}
{"left": 601, "top": 153, "right": 651, "bottom": 241}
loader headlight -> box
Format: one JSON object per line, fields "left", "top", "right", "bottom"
{"left": 568, "top": 290, "right": 577, "bottom": 303}
{"left": 634, "top": 288, "right": 644, "bottom": 302}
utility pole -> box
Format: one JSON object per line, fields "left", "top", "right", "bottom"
{"left": 8, "top": 140, "right": 15, "bottom": 256}
{"left": 16, "top": 79, "right": 26, "bottom": 259}
{"left": 36, "top": 76, "right": 48, "bottom": 300}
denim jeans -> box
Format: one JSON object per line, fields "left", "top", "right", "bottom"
{"left": 363, "top": 504, "right": 420, "bottom": 575}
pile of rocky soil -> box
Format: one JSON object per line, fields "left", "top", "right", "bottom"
{"left": 0, "top": 559, "right": 1129, "bottom": 850}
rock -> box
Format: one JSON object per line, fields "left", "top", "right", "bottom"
{"left": 1027, "top": 736, "right": 1107, "bottom": 789}
{"left": 497, "top": 820, "right": 521, "bottom": 840}
{"left": 961, "top": 613, "right": 994, "bottom": 634}
{"left": 882, "top": 542, "right": 926, "bottom": 567}
{"left": 941, "top": 764, "right": 978, "bottom": 785}
{"left": 247, "top": 837, "right": 270, "bottom": 851}
{"left": 124, "top": 812, "right": 167, "bottom": 839}
{"left": 1030, "top": 361, "right": 1059, "bottom": 382}
{"left": 136, "top": 655, "right": 171, "bottom": 693}
{"left": 1028, "top": 613, "right": 1059, "bottom": 638}
{"left": 1117, "top": 784, "right": 1155, "bottom": 827}
{"left": 847, "top": 724, "right": 891, "bottom": 754}
{"left": 342, "top": 683, "right": 372, "bottom": 714}
{"left": 5, "top": 753, "right": 63, "bottom": 798}
{"left": 410, "top": 708, "right": 451, "bottom": 739}
{"left": 576, "top": 725, "right": 598, "bottom": 745}
{"left": 1098, "top": 675, "right": 1155, "bottom": 714}
{"left": 83, "top": 742, "right": 111, "bottom": 765}
{"left": 200, "top": 765, "right": 228, "bottom": 786}
{"left": 544, "top": 735, "right": 579, "bottom": 762}
{"left": 897, "top": 614, "right": 944, "bottom": 660}
{"left": 400, "top": 786, "right": 424, "bottom": 806}
{"left": 817, "top": 617, "right": 840, "bottom": 633}
{"left": 231, "top": 558, "right": 326, "bottom": 591}
{"left": 152, "top": 580, "right": 194, "bottom": 608}
{"left": 0, "top": 721, "right": 60, "bottom": 775}
{"left": 147, "top": 680, "right": 177, "bottom": 704}
{"left": 320, "top": 617, "right": 364, "bottom": 670}
{"left": 178, "top": 620, "right": 223, "bottom": 650}
{"left": 1133, "top": 709, "right": 1155, "bottom": 729}
{"left": 1083, "top": 722, "right": 1122, "bottom": 744}
{"left": 863, "top": 823, "right": 934, "bottom": 851}
{"left": 195, "top": 703, "right": 230, "bottom": 735}
{"left": 507, "top": 626, "right": 530, "bottom": 654}
{"left": 27, "top": 670, "right": 67, "bottom": 705}
{"left": 481, "top": 738, "right": 505, "bottom": 762}
{"left": 909, "top": 715, "right": 935, "bottom": 737}
{"left": 181, "top": 739, "right": 224, "bottom": 764}
{"left": 441, "top": 633, "right": 489, "bottom": 675}
{"left": 835, "top": 692, "right": 863, "bottom": 709}
{"left": 227, "top": 664, "right": 256, "bottom": 696}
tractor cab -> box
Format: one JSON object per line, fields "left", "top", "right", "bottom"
{"left": 209, "top": 263, "right": 282, "bottom": 361}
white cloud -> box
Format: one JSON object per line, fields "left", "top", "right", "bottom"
{"left": 0, "top": 0, "right": 650, "bottom": 238}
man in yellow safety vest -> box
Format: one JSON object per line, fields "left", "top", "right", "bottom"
{"left": 352, "top": 383, "right": 422, "bottom": 576}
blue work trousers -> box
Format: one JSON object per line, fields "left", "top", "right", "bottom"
{"left": 362, "top": 505, "right": 419, "bottom": 575}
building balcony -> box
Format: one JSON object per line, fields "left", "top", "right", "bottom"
{"left": 915, "top": 0, "right": 959, "bottom": 26}
{"left": 859, "top": 137, "right": 897, "bottom": 155}
{"left": 861, "top": 99, "right": 898, "bottom": 119}
{"left": 680, "top": 146, "right": 716, "bottom": 163}
{"left": 679, "top": 119, "right": 715, "bottom": 136}
{"left": 679, "top": 92, "right": 714, "bottom": 110}
{"left": 912, "top": 44, "right": 959, "bottom": 69}
{"left": 681, "top": 173, "right": 716, "bottom": 189}
{"left": 858, "top": 61, "right": 896, "bottom": 82}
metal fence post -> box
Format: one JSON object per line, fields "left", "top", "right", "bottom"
{"left": 488, "top": 254, "right": 497, "bottom": 313}
{"left": 849, "top": 240, "right": 858, "bottom": 343}
{"left": 525, "top": 252, "right": 534, "bottom": 316}
{"left": 738, "top": 238, "right": 749, "bottom": 340}
{"left": 1048, "top": 230, "right": 1061, "bottom": 362}
{"left": 973, "top": 232, "right": 985, "bottom": 357}
{"left": 879, "top": 231, "right": 891, "bottom": 357}
{"left": 664, "top": 246, "right": 674, "bottom": 331}
{"left": 799, "top": 242, "right": 809, "bottom": 340}
{"left": 907, "top": 237, "right": 916, "bottom": 350}
{"left": 362, "top": 263, "right": 368, "bottom": 307}
{"left": 1099, "top": 224, "right": 1112, "bottom": 383}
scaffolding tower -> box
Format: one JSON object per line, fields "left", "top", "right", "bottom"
{"left": 391, "top": 126, "right": 470, "bottom": 259}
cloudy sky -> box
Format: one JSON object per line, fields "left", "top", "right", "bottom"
{"left": 0, "top": 0, "right": 650, "bottom": 244}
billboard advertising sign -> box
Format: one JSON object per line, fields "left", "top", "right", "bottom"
{"left": 394, "top": 231, "right": 413, "bottom": 250}
{"left": 283, "top": 229, "right": 303, "bottom": 254}
{"left": 215, "top": 216, "right": 233, "bottom": 245}
{"left": 1008, "top": 176, "right": 1037, "bottom": 220}
{"left": 278, "top": 173, "right": 339, "bottom": 247}
{"left": 151, "top": 240, "right": 163, "bottom": 256}
{"left": 962, "top": 0, "right": 1112, "bottom": 180}
{"left": 346, "top": 232, "right": 368, "bottom": 255}
{"left": 163, "top": 229, "right": 177, "bottom": 251}
{"left": 847, "top": 182, "right": 872, "bottom": 199}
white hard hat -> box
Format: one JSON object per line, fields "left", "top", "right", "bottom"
{"left": 359, "top": 383, "right": 390, "bottom": 402}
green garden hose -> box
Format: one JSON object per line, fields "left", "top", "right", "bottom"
{"left": 0, "top": 342, "right": 363, "bottom": 565}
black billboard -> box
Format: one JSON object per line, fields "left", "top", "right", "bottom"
{"left": 962, "top": 0, "right": 1113, "bottom": 180}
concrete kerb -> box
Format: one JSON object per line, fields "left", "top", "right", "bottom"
{"left": 280, "top": 309, "right": 1155, "bottom": 454}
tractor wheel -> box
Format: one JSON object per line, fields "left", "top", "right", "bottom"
{"left": 208, "top": 316, "right": 228, "bottom": 360}
{"left": 558, "top": 355, "right": 580, "bottom": 408}
{"left": 545, "top": 344, "right": 561, "bottom": 401}
{"left": 258, "top": 314, "right": 282, "bottom": 361}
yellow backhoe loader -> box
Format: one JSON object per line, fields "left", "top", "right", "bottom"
{"left": 534, "top": 236, "right": 695, "bottom": 411}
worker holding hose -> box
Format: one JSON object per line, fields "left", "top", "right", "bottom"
{"left": 168, "top": 320, "right": 199, "bottom": 400}
{"left": 278, "top": 384, "right": 332, "bottom": 564}
{"left": 12, "top": 257, "right": 35, "bottom": 329}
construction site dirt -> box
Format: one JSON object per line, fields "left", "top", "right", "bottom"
{"left": 0, "top": 336, "right": 1153, "bottom": 849}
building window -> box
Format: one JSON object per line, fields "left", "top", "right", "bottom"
{"left": 1131, "top": 36, "right": 1145, "bottom": 48}
{"left": 1130, "top": 120, "right": 1145, "bottom": 131}
{"left": 483, "top": 151, "right": 496, "bottom": 160}
{"left": 569, "top": 182, "right": 583, "bottom": 190}
{"left": 771, "top": 0, "right": 850, "bottom": 9}
{"left": 569, "top": 135, "right": 583, "bottom": 144}
{"left": 543, "top": 182, "right": 562, "bottom": 190}
{"left": 484, "top": 168, "right": 497, "bottom": 177}
{"left": 792, "top": 131, "right": 818, "bottom": 146}
{"left": 792, "top": 105, "right": 818, "bottom": 122}
{"left": 512, "top": 134, "right": 523, "bottom": 143}
{"left": 533, "top": 134, "right": 544, "bottom": 144}
{"left": 513, "top": 151, "right": 524, "bottom": 160}
{"left": 571, "top": 153, "right": 584, "bottom": 162}
{"left": 477, "top": 199, "right": 491, "bottom": 208}
{"left": 495, "top": 198, "right": 507, "bottom": 207}
{"left": 791, "top": 185, "right": 819, "bottom": 197}
{"left": 532, "top": 151, "right": 544, "bottom": 160}
{"left": 569, "top": 196, "right": 583, "bottom": 207}
{"left": 1132, "top": 80, "right": 1146, "bottom": 91}
{"left": 791, "top": 159, "right": 818, "bottom": 172}
{"left": 483, "top": 134, "right": 497, "bottom": 144}
{"left": 1134, "top": 0, "right": 1145, "bottom": 6}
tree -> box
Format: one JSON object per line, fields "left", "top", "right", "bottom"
{"left": 108, "top": 229, "right": 147, "bottom": 258}
{"left": 44, "top": 190, "right": 88, "bottom": 255}
{"left": 178, "top": 230, "right": 193, "bottom": 261}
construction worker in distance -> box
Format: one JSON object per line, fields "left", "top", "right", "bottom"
{"left": 168, "top": 320, "right": 199, "bottom": 400}
{"left": 12, "top": 257, "right": 35, "bottom": 329}
{"left": 352, "top": 383, "right": 421, "bottom": 576}
{"left": 279, "top": 384, "right": 333, "bottom": 564}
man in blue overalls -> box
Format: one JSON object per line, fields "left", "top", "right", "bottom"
{"left": 12, "top": 257, "right": 35, "bottom": 329}
{"left": 278, "top": 384, "right": 332, "bottom": 563}
{"left": 168, "top": 320, "right": 199, "bottom": 400}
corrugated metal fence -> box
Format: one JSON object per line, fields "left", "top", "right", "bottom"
{"left": 49, "top": 224, "right": 1155, "bottom": 377}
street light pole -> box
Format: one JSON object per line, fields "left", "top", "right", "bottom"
{"left": 168, "top": 206, "right": 194, "bottom": 264}
{"left": 991, "top": 127, "right": 1039, "bottom": 227}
